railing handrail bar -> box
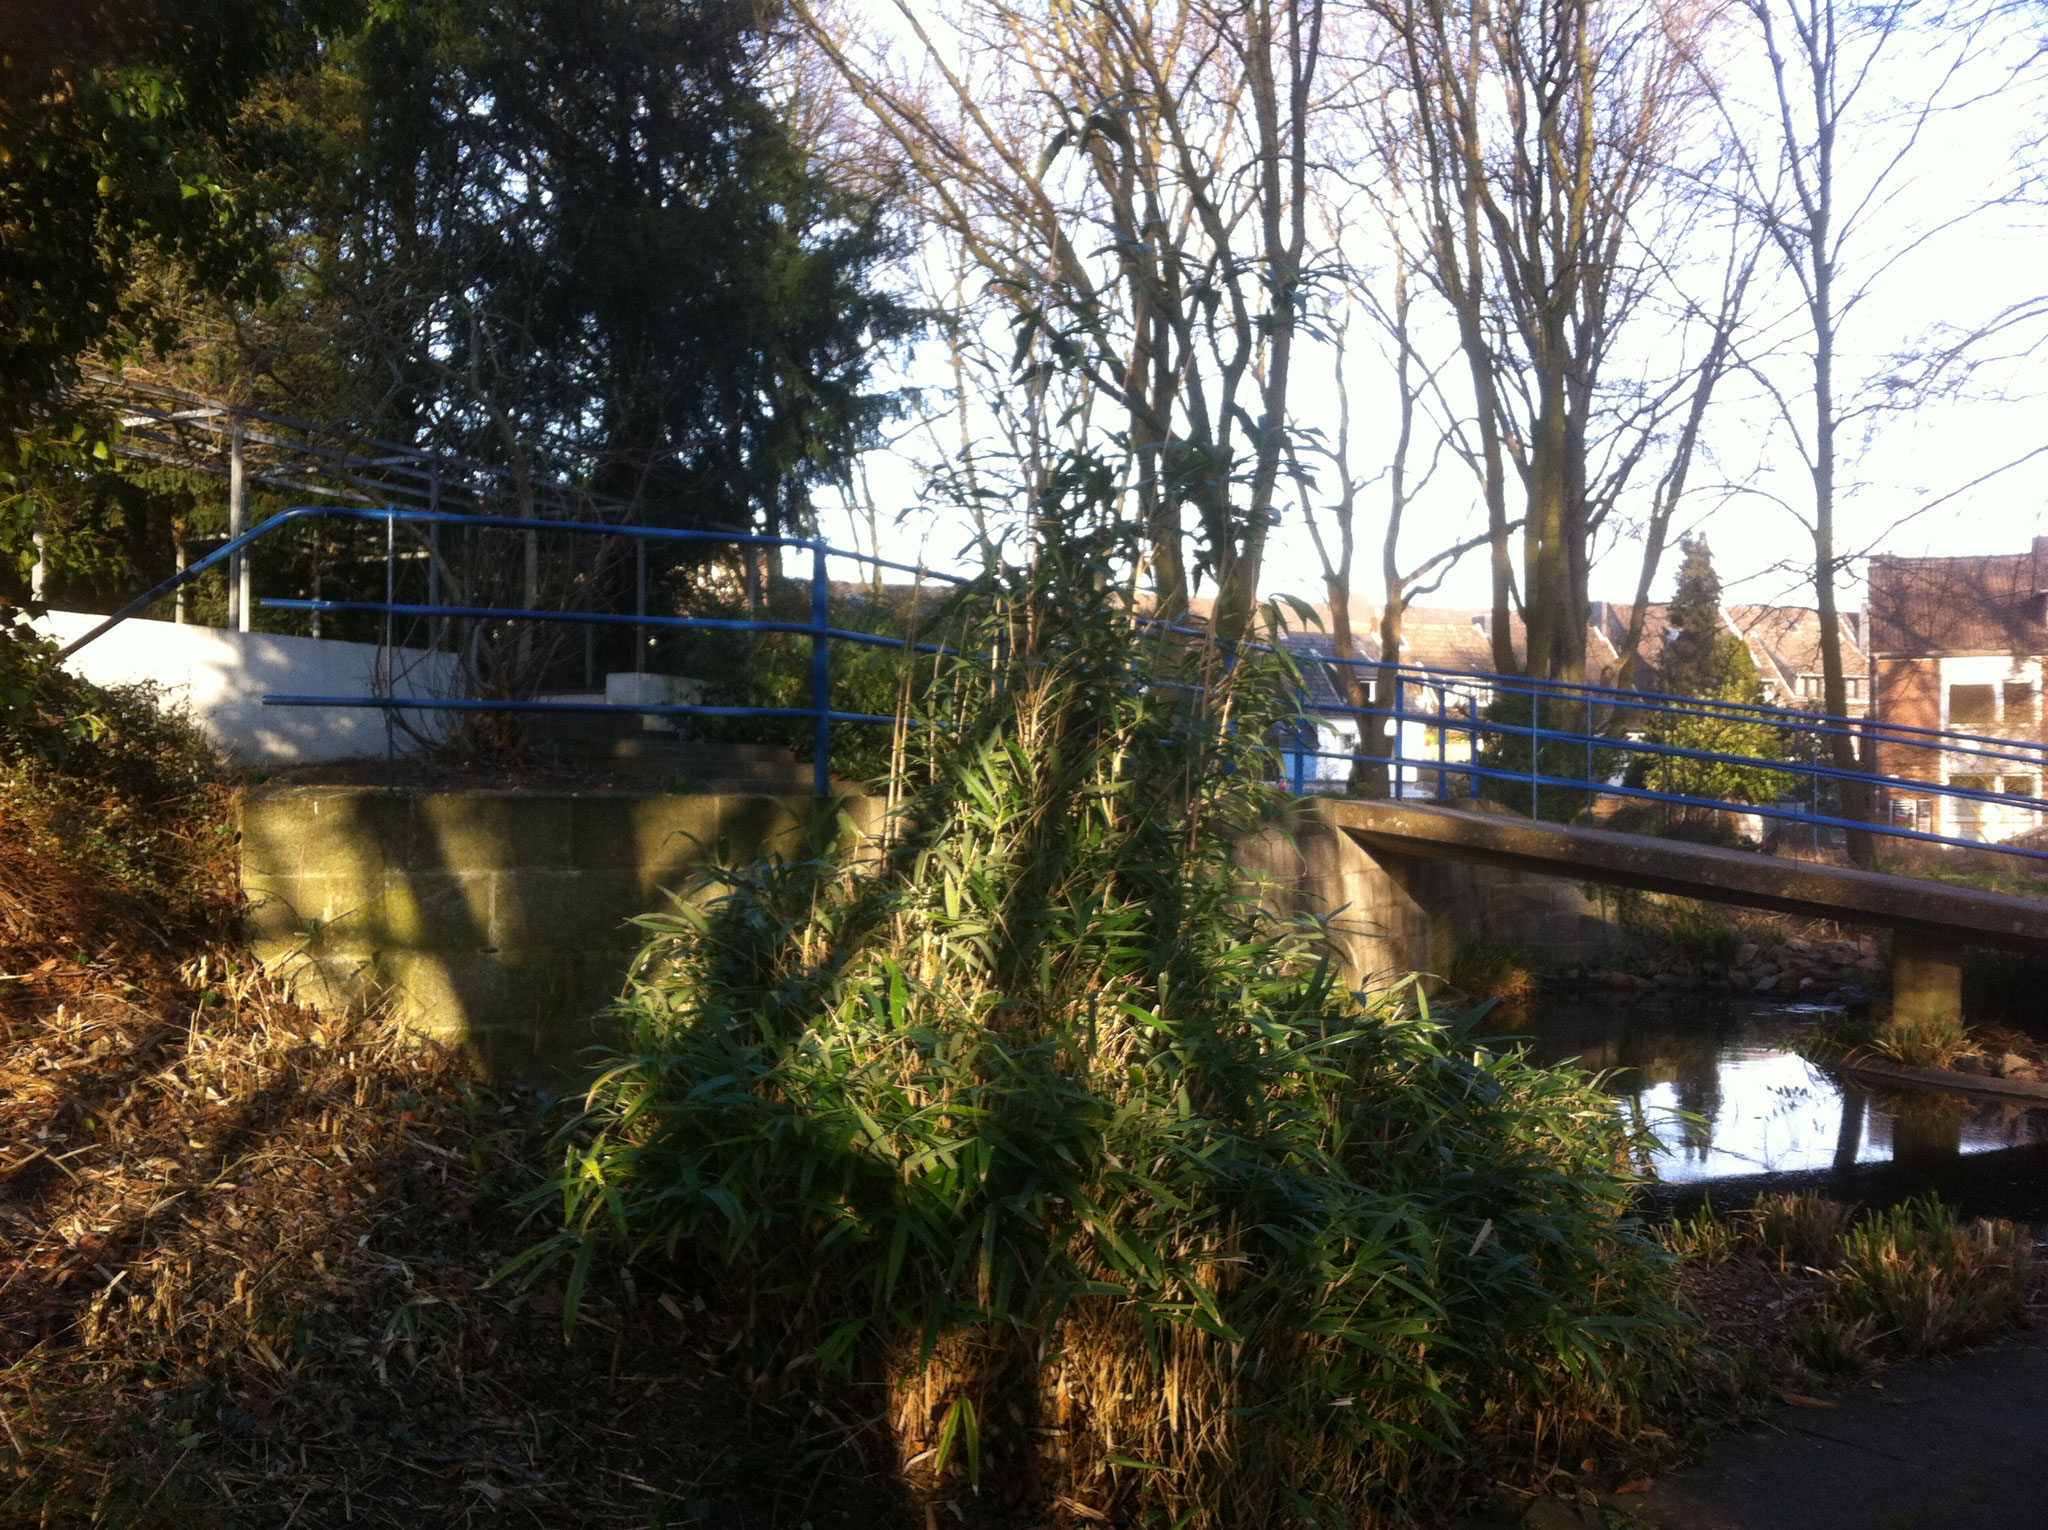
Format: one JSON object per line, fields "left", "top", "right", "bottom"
{"left": 1295, "top": 746, "right": 2048, "bottom": 864}
{"left": 1309, "top": 651, "right": 2042, "bottom": 760}
{"left": 260, "top": 695, "right": 901, "bottom": 727}
{"left": 1318, "top": 688, "right": 2048, "bottom": 776}
{"left": 1337, "top": 697, "right": 2048, "bottom": 814}
{"left": 263, "top": 597, "right": 959, "bottom": 656}
{"left": 54, "top": 504, "right": 969, "bottom": 661}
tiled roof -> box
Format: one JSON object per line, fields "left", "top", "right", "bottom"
{"left": 1596, "top": 600, "right": 1866, "bottom": 698}
{"left": 1727, "top": 603, "right": 1869, "bottom": 689}
{"left": 1868, "top": 544, "right": 2048, "bottom": 658}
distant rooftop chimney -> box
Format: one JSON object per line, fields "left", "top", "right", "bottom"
{"left": 1471, "top": 614, "right": 1490, "bottom": 637}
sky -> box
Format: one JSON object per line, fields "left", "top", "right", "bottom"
{"left": 806, "top": 0, "right": 2047, "bottom": 619}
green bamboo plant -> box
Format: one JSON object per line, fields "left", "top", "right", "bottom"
{"left": 517, "top": 479, "right": 1689, "bottom": 1526}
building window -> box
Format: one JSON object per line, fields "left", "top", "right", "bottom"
{"left": 1799, "top": 675, "right": 1863, "bottom": 700}
{"left": 2004, "top": 682, "right": 2039, "bottom": 720}
{"left": 1949, "top": 684, "right": 1997, "bottom": 726}
{"left": 2003, "top": 776, "right": 2038, "bottom": 798}
{"left": 1892, "top": 797, "right": 1933, "bottom": 832}
{"left": 1950, "top": 773, "right": 1996, "bottom": 795}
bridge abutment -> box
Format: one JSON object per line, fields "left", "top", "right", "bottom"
{"left": 1891, "top": 930, "right": 1964, "bottom": 1027}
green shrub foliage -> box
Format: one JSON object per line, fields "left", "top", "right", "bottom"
{"left": 1, "top": 605, "right": 227, "bottom": 923}
{"left": 1476, "top": 689, "right": 1625, "bottom": 823}
{"left": 531, "top": 495, "right": 1687, "bottom": 1525}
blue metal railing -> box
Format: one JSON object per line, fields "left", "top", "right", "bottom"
{"left": 1277, "top": 656, "right": 2048, "bottom": 864}
{"left": 54, "top": 503, "right": 2048, "bottom": 865}
{"left": 56, "top": 505, "right": 967, "bottom": 797}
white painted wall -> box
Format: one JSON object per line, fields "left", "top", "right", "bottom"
{"left": 34, "top": 611, "right": 458, "bottom": 765}
{"left": 1934, "top": 654, "right": 2047, "bottom": 842}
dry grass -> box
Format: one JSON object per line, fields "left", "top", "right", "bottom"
{"left": 0, "top": 836, "right": 900, "bottom": 1528}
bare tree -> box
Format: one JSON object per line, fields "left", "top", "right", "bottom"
{"left": 1701, "top": 0, "right": 2040, "bottom": 858}
{"left": 795, "top": 0, "right": 1333, "bottom": 640}
{"left": 1377, "top": 0, "right": 1717, "bottom": 680}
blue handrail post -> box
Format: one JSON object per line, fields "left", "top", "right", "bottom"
{"left": 1435, "top": 679, "right": 1447, "bottom": 797}
{"left": 1529, "top": 680, "right": 1542, "bottom": 819}
{"left": 1467, "top": 686, "right": 1479, "bottom": 799}
{"left": 634, "top": 540, "right": 648, "bottom": 676}
{"left": 1392, "top": 667, "right": 1409, "bottom": 802}
{"left": 1584, "top": 694, "right": 1594, "bottom": 814}
{"left": 811, "top": 542, "right": 831, "bottom": 798}
{"left": 383, "top": 509, "right": 396, "bottom": 771}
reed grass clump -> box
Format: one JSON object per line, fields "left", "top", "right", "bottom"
{"left": 1663, "top": 1196, "right": 1747, "bottom": 1265}
{"left": 1757, "top": 1192, "right": 1857, "bottom": 1270}
{"left": 532, "top": 505, "right": 1690, "bottom": 1526}
{"left": 1869, "top": 1013, "right": 1969, "bottom": 1069}
{"left": 1825, "top": 1197, "right": 2031, "bottom": 1360}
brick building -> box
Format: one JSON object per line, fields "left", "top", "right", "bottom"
{"left": 1868, "top": 540, "right": 2048, "bottom": 843}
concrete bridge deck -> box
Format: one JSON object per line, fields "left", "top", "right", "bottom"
{"left": 1323, "top": 799, "right": 2048, "bottom": 1020}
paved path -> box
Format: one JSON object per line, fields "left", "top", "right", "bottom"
{"left": 1619, "top": 1331, "right": 2048, "bottom": 1529}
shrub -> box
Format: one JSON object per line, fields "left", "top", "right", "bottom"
{"left": 1475, "top": 690, "right": 1625, "bottom": 823}
{"left": 1446, "top": 935, "right": 1539, "bottom": 1001}
{"left": 0, "top": 605, "right": 229, "bottom": 954}
{"left": 525, "top": 500, "right": 1691, "bottom": 1526}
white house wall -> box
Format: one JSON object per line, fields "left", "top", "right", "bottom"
{"left": 35, "top": 610, "right": 457, "bottom": 765}
{"left": 1935, "top": 654, "right": 2046, "bottom": 843}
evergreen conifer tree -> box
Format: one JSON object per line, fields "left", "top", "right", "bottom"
{"left": 1661, "top": 534, "right": 1728, "bottom": 698}
{"left": 1642, "top": 534, "right": 1789, "bottom": 811}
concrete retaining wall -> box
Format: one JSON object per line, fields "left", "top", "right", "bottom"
{"left": 1236, "top": 801, "right": 1628, "bottom": 989}
{"left": 39, "top": 609, "right": 454, "bottom": 764}
{"left": 240, "top": 791, "right": 1622, "bottom": 1085}
{"left": 241, "top": 789, "right": 883, "bottom": 1082}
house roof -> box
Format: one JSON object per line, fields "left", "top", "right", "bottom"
{"left": 1595, "top": 600, "right": 1866, "bottom": 699}
{"left": 1867, "top": 542, "right": 2048, "bottom": 658}
{"left": 1727, "top": 603, "right": 1869, "bottom": 691}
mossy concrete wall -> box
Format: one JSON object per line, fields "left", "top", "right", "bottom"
{"left": 241, "top": 789, "right": 1622, "bottom": 1086}
{"left": 240, "top": 789, "right": 884, "bottom": 1084}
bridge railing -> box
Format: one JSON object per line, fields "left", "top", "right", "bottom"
{"left": 55, "top": 505, "right": 969, "bottom": 796}
{"left": 1278, "top": 656, "right": 2048, "bottom": 865}
{"left": 52, "top": 512, "right": 2048, "bottom": 865}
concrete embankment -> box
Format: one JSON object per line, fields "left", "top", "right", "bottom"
{"left": 244, "top": 792, "right": 1641, "bottom": 1084}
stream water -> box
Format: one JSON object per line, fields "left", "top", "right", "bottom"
{"left": 1498, "top": 994, "right": 2048, "bottom": 1223}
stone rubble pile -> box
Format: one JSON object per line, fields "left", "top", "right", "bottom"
{"left": 1589, "top": 933, "right": 1887, "bottom": 1004}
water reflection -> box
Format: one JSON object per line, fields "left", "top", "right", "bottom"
{"left": 1495, "top": 994, "right": 2048, "bottom": 1218}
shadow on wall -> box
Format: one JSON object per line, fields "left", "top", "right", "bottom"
{"left": 240, "top": 789, "right": 884, "bottom": 1084}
